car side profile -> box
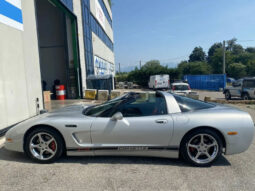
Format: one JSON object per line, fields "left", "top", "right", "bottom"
{"left": 5, "top": 92, "right": 254, "bottom": 167}
{"left": 224, "top": 77, "right": 255, "bottom": 100}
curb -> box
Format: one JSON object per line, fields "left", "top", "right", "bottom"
{"left": 210, "top": 100, "right": 255, "bottom": 104}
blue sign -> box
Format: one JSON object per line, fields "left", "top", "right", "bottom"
{"left": 0, "top": 0, "right": 23, "bottom": 30}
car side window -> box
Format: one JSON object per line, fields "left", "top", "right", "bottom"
{"left": 243, "top": 80, "right": 255, "bottom": 88}
{"left": 173, "top": 94, "right": 215, "bottom": 112}
{"left": 111, "top": 93, "right": 167, "bottom": 117}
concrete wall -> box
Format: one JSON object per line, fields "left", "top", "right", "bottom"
{"left": 92, "top": 32, "right": 115, "bottom": 64}
{"left": 0, "top": 0, "right": 43, "bottom": 130}
{"left": 73, "top": 0, "right": 87, "bottom": 91}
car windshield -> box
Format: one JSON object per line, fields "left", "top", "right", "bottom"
{"left": 173, "top": 85, "right": 189, "bottom": 90}
{"left": 173, "top": 94, "right": 215, "bottom": 112}
{"left": 83, "top": 94, "right": 128, "bottom": 117}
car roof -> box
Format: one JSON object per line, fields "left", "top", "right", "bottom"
{"left": 242, "top": 77, "right": 255, "bottom": 80}
{"left": 171, "top": 82, "right": 189, "bottom": 85}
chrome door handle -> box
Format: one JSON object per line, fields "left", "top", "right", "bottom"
{"left": 155, "top": 119, "right": 168, "bottom": 124}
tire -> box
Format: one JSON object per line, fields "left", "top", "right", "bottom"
{"left": 225, "top": 91, "right": 231, "bottom": 100}
{"left": 180, "top": 129, "right": 223, "bottom": 167}
{"left": 24, "top": 127, "right": 64, "bottom": 163}
{"left": 242, "top": 93, "right": 250, "bottom": 100}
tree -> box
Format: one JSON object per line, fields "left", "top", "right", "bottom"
{"left": 208, "top": 43, "right": 222, "bottom": 64}
{"left": 177, "top": 61, "right": 211, "bottom": 77}
{"left": 209, "top": 48, "right": 234, "bottom": 74}
{"left": 232, "top": 44, "right": 244, "bottom": 55}
{"left": 234, "top": 52, "right": 255, "bottom": 66}
{"left": 246, "top": 60, "right": 255, "bottom": 76}
{"left": 127, "top": 60, "right": 166, "bottom": 86}
{"left": 226, "top": 38, "right": 237, "bottom": 51}
{"left": 177, "top": 61, "right": 190, "bottom": 77}
{"left": 208, "top": 43, "right": 222, "bottom": 58}
{"left": 189, "top": 62, "right": 212, "bottom": 75}
{"left": 141, "top": 60, "right": 161, "bottom": 69}
{"left": 245, "top": 47, "right": 255, "bottom": 54}
{"left": 228, "top": 63, "right": 246, "bottom": 79}
{"left": 189, "top": 47, "right": 206, "bottom": 62}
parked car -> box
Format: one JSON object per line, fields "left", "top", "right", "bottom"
{"left": 223, "top": 77, "right": 255, "bottom": 100}
{"left": 5, "top": 91, "right": 254, "bottom": 167}
{"left": 148, "top": 74, "right": 170, "bottom": 90}
{"left": 170, "top": 82, "right": 191, "bottom": 95}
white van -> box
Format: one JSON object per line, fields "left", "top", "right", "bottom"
{"left": 148, "top": 74, "right": 170, "bottom": 89}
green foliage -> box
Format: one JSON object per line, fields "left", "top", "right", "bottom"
{"left": 208, "top": 43, "right": 222, "bottom": 58}
{"left": 189, "top": 47, "right": 206, "bottom": 62}
{"left": 228, "top": 63, "right": 247, "bottom": 79}
{"left": 245, "top": 47, "right": 255, "bottom": 54}
{"left": 246, "top": 60, "right": 255, "bottom": 76}
{"left": 208, "top": 48, "right": 234, "bottom": 74}
{"left": 177, "top": 61, "right": 211, "bottom": 77}
{"left": 232, "top": 44, "right": 244, "bottom": 55}
{"left": 119, "top": 38, "right": 255, "bottom": 88}
{"left": 127, "top": 60, "right": 169, "bottom": 86}
{"left": 115, "top": 72, "right": 128, "bottom": 82}
{"left": 226, "top": 38, "right": 237, "bottom": 51}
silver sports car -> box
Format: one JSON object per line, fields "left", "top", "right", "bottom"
{"left": 5, "top": 91, "right": 254, "bottom": 166}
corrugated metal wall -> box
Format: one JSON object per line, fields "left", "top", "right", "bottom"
{"left": 184, "top": 74, "right": 226, "bottom": 91}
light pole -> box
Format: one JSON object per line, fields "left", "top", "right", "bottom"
{"left": 223, "top": 40, "right": 226, "bottom": 74}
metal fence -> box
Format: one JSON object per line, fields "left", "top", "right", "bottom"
{"left": 184, "top": 74, "right": 226, "bottom": 91}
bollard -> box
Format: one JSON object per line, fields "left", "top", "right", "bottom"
{"left": 98, "top": 90, "right": 109, "bottom": 101}
{"left": 84, "top": 89, "right": 97, "bottom": 100}
{"left": 110, "top": 90, "right": 121, "bottom": 100}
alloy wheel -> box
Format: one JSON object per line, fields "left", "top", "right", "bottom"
{"left": 187, "top": 134, "right": 219, "bottom": 164}
{"left": 29, "top": 132, "right": 58, "bottom": 160}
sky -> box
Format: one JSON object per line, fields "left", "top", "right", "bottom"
{"left": 112, "top": 0, "right": 255, "bottom": 72}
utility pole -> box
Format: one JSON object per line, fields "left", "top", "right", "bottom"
{"left": 223, "top": 40, "right": 226, "bottom": 74}
{"left": 118, "top": 63, "right": 121, "bottom": 73}
{"left": 139, "top": 60, "right": 142, "bottom": 69}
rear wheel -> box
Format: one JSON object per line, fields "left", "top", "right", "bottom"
{"left": 242, "top": 93, "right": 250, "bottom": 100}
{"left": 24, "top": 127, "right": 64, "bottom": 163}
{"left": 181, "top": 129, "right": 223, "bottom": 167}
{"left": 225, "top": 91, "right": 231, "bottom": 100}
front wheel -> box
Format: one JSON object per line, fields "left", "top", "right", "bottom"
{"left": 225, "top": 91, "right": 231, "bottom": 100}
{"left": 180, "top": 129, "right": 223, "bottom": 167}
{"left": 24, "top": 127, "right": 64, "bottom": 163}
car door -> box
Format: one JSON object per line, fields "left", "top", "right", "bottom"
{"left": 231, "top": 79, "right": 242, "bottom": 96}
{"left": 90, "top": 93, "right": 174, "bottom": 155}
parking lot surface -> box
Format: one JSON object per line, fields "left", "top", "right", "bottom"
{"left": 0, "top": 104, "right": 255, "bottom": 191}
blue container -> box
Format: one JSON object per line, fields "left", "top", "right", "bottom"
{"left": 184, "top": 74, "right": 226, "bottom": 91}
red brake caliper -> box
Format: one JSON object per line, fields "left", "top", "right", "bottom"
{"left": 50, "top": 141, "right": 56, "bottom": 151}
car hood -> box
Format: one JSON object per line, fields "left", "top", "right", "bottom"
{"left": 46, "top": 105, "right": 89, "bottom": 118}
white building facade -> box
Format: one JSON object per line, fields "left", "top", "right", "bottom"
{"left": 0, "top": 0, "right": 115, "bottom": 131}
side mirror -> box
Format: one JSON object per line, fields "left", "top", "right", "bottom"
{"left": 111, "top": 112, "right": 123, "bottom": 121}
